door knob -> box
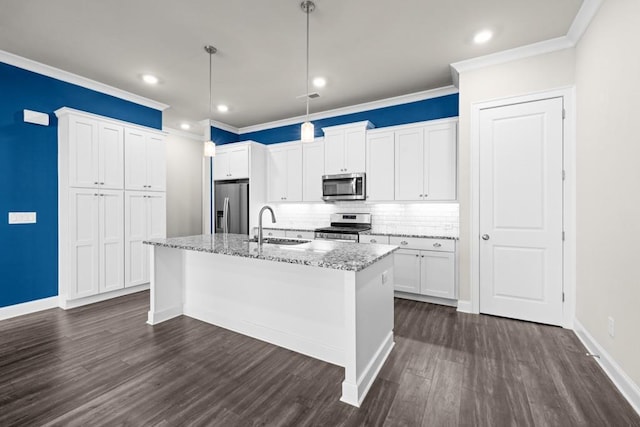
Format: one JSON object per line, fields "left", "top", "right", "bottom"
{"left": 482, "top": 234, "right": 490, "bottom": 240}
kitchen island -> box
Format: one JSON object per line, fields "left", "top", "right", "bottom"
{"left": 144, "top": 234, "right": 397, "bottom": 407}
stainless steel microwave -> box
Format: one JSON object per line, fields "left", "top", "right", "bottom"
{"left": 322, "top": 173, "right": 366, "bottom": 201}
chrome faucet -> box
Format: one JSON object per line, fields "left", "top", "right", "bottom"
{"left": 257, "top": 205, "right": 276, "bottom": 246}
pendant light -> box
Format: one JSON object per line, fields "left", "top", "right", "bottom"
{"left": 300, "top": 1, "right": 315, "bottom": 142}
{"left": 203, "top": 45, "right": 217, "bottom": 157}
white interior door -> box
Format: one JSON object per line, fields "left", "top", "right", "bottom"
{"left": 479, "top": 97, "right": 564, "bottom": 326}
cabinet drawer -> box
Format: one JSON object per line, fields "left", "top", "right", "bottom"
{"left": 263, "top": 229, "right": 286, "bottom": 238}
{"left": 389, "top": 236, "right": 455, "bottom": 252}
{"left": 361, "top": 234, "right": 390, "bottom": 244}
{"left": 285, "top": 230, "right": 315, "bottom": 240}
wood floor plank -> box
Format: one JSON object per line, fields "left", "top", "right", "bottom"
{"left": 0, "top": 291, "right": 638, "bottom": 426}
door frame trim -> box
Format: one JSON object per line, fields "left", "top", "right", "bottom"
{"left": 469, "top": 86, "right": 576, "bottom": 328}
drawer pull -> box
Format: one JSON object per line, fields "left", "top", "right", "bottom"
{"left": 400, "top": 241, "right": 408, "bottom": 245}
{"left": 433, "top": 243, "right": 442, "bottom": 248}
{"left": 268, "top": 232, "right": 273, "bottom": 236}
{"left": 297, "top": 234, "right": 302, "bottom": 238}
{"left": 370, "top": 239, "right": 377, "bottom": 243}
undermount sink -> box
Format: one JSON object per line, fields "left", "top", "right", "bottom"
{"left": 245, "top": 237, "right": 308, "bottom": 246}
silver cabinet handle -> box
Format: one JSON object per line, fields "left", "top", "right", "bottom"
{"left": 370, "top": 239, "right": 377, "bottom": 243}
{"left": 297, "top": 234, "right": 302, "bottom": 238}
{"left": 94, "top": 193, "right": 98, "bottom": 196}
{"left": 415, "top": 254, "right": 419, "bottom": 257}
{"left": 433, "top": 243, "right": 442, "bottom": 248}
{"left": 482, "top": 234, "right": 490, "bottom": 240}
{"left": 100, "top": 182, "right": 105, "bottom": 185}
{"left": 94, "top": 182, "right": 99, "bottom": 185}
{"left": 268, "top": 232, "right": 273, "bottom": 236}
{"left": 400, "top": 241, "right": 408, "bottom": 245}
{"left": 419, "top": 194, "right": 423, "bottom": 197}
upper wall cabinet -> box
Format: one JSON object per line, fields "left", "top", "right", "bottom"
{"left": 366, "top": 130, "right": 395, "bottom": 201}
{"left": 67, "top": 115, "right": 124, "bottom": 189}
{"left": 395, "top": 120, "right": 457, "bottom": 201}
{"left": 303, "top": 138, "right": 325, "bottom": 202}
{"left": 322, "top": 121, "right": 374, "bottom": 175}
{"left": 214, "top": 144, "right": 250, "bottom": 181}
{"left": 267, "top": 142, "right": 303, "bottom": 202}
{"left": 125, "top": 128, "right": 166, "bottom": 192}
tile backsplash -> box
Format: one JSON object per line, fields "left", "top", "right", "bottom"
{"left": 263, "top": 202, "right": 459, "bottom": 237}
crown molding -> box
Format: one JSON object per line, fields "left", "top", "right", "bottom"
{"left": 210, "top": 119, "right": 239, "bottom": 134}
{"left": 163, "top": 127, "right": 204, "bottom": 141}
{"left": 0, "top": 49, "right": 169, "bottom": 111}
{"left": 450, "top": 0, "right": 602, "bottom": 86}
{"left": 238, "top": 86, "right": 458, "bottom": 134}
{"left": 567, "top": 0, "right": 603, "bottom": 44}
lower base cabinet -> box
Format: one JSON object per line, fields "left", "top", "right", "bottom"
{"left": 390, "top": 236, "right": 456, "bottom": 300}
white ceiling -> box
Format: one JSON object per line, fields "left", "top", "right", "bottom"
{"left": 0, "top": 0, "right": 583, "bottom": 133}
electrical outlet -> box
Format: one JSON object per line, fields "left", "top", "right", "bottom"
{"left": 381, "top": 271, "right": 388, "bottom": 285}
{"left": 608, "top": 316, "right": 615, "bottom": 338}
{"left": 8, "top": 212, "right": 37, "bottom": 224}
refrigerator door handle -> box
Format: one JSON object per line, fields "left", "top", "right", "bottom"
{"left": 223, "top": 197, "right": 230, "bottom": 234}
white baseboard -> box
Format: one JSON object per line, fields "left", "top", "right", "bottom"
{"left": 394, "top": 291, "right": 457, "bottom": 307}
{"left": 59, "top": 284, "right": 149, "bottom": 309}
{"left": 147, "top": 306, "right": 182, "bottom": 325}
{"left": 0, "top": 296, "right": 59, "bottom": 321}
{"left": 456, "top": 299, "right": 473, "bottom": 313}
{"left": 574, "top": 319, "right": 640, "bottom": 416}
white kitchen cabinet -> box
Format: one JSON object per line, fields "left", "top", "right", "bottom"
{"left": 394, "top": 120, "right": 457, "bottom": 201}
{"left": 68, "top": 115, "right": 124, "bottom": 189}
{"left": 57, "top": 107, "right": 167, "bottom": 308}
{"left": 125, "top": 128, "right": 166, "bottom": 191}
{"left": 394, "top": 249, "right": 422, "bottom": 294}
{"left": 303, "top": 138, "right": 325, "bottom": 202}
{"left": 262, "top": 229, "right": 286, "bottom": 238}
{"left": 366, "top": 131, "right": 395, "bottom": 201}
{"left": 285, "top": 230, "right": 315, "bottom": 240}
{"left": 214, "top": 144, "right": 250, "bottom": 180}
{"left": 322, "top": 121, "right": 373, "bottom": 174}
{"left": 68, "top": 188, "right": 124, "bottom": 299}
{"left": 268, "top": 143, "right": 303, "bottom": 202}
{"left": 390, "top": 236, "right": 456, "bottom": 301}
{"left": 125, "top": 191, "right": 166, "bottom": 287}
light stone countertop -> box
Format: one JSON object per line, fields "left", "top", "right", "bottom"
{"left": 260, "top": 227, "right": 459, "bottom": 240}
{"left": 144, "top": 234, "right": 398, "bottom": 272}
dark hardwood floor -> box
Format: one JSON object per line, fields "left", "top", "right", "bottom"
{"left": 0, "top": 291, "right": 638, "bottom": 426}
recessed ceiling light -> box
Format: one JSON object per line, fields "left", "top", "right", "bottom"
{"left": 142, "top": 74, "right": 159, "bottom": 85}
{"left": 180, "top": 123, "right": 191, "bottom": 130}
{"left": 217, "top": 104, "right": 229, "bottom": 113}
{"left": 473, "top": 30, "right": 493, "bottom": 44}
{"left": 313, "top": 77, "right": 326, "bottom": 88}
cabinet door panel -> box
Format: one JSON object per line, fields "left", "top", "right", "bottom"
{"left": 146, "top": 193, "right": 167, "bottom": 283}
{"left": 344, "top": 129, "right": 366, "bottom": 172}
{"left": 421, "top": 251, "right": 456, "bottom": 299}
{"left": 99, "top": 123, "right": 124, "bottom": 189}
{"left": 69, "top": 117, "right": 99, "bottom": 188}
{"left": 303, "top": 140, "right": 325, "bottom": 202}
{"left": 286, "top": 145, "right": 303, "bottom": 202}
{"left": 125, "top": 192, "right": 147, "bottom": 287}
{"left": 69, "top": 189, "right": 100, "bottom": 299}
{"left": 125, "top": 130, "right": 147, "bottom": 190}
{"left": 100, "top": 191, "right": 124, "bottom": 292}
{"left": 425, "top": 123, "right": 457, "bottom": 201}
{"left": 146, "top": 135, "right": 166, "bottom": 191}
{"left": 393, "top": 249, "right": 421, "bottom": 293}
{"left": 395, "top": 128, "right": 424, "bottom": 201}
{"left": 324, "top": 133, "right": 344, "bottom": 174}
{"left": 228, "top": 146, "right": 249, "bottom": 179}
{"left": 366, "top": 132, "right": 395, "bottom": 201}
{"left": 213, "top": 151, "right": 229, "bottom": 180}
{"left": 268, "top": 149, "right": 288, "bottom": 202}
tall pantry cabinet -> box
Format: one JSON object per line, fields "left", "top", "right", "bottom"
{"left": 56, "top": 108, "right": 166, "bottom": 308}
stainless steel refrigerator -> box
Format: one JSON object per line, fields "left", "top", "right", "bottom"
{"left": 214, "top": 180, "right": 249, "bottom": 234}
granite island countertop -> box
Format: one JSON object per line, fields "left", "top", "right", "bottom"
{"left": 144, "top": 234, "right": 398, "bottom": 272}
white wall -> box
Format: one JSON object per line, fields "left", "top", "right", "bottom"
{"left": 457, "top": 49, "right": 576, "bottom": 300}
{"left": 574, "top": 0, "right": 640, "bottom": 388}
{"left": 165, "top": 130, "right": 203, "bottom": 238}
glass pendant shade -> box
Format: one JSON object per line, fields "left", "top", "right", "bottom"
{"left": 203, "top": 140, "right": 216, "bottom": 157}
{"left": 301, "top": 121, "right": 314, "bottom": 142}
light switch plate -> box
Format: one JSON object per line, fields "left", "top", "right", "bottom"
{"left": 8, "top": 212, "right": 37, "bottom": 224}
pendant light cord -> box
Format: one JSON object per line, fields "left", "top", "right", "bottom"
{"left": 209, "top": 49, "right": 213, "bottom": 124}
{"left": 305, "top": 2, "right": 310, "bottom": 119}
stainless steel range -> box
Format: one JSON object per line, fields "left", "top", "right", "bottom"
{"left": 314, "top": 213, "right": 371, "bottom": 242}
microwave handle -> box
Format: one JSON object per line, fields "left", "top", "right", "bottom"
{"left": 351, "top": 178, "right": 356, "bottom": 194}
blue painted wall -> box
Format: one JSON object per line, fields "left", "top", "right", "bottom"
{"left": 211, "top": 126, "right": 240, "bottom": 145}
{"left": 0, "top": 61, "right": 162, "bottom": 308}
{"left": 232, "top": 93, "right": 458, "bottom": 145}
